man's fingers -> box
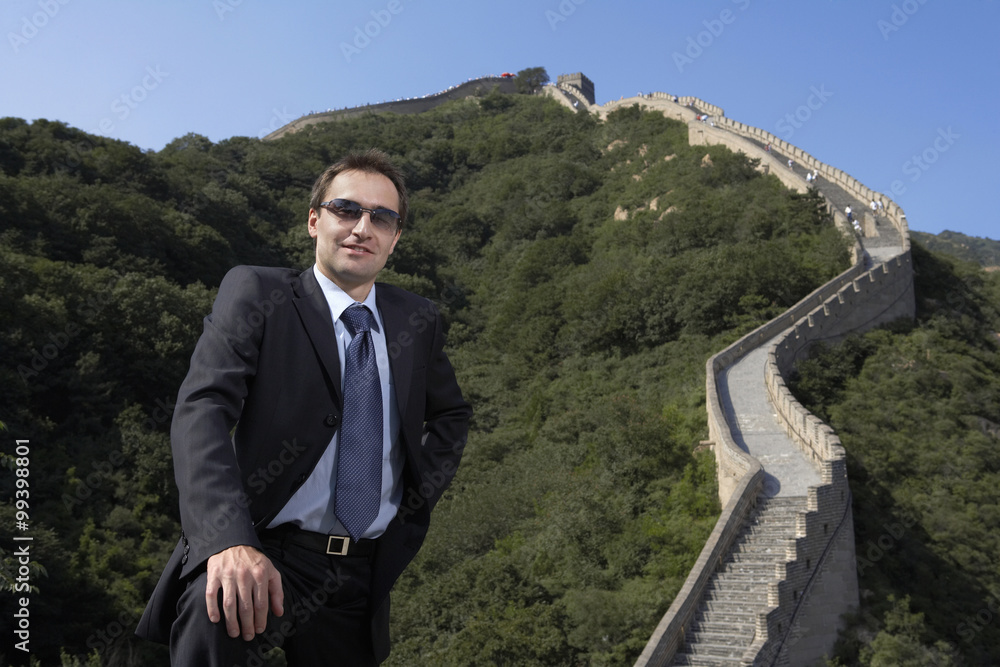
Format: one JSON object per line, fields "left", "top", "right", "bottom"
{"left": 223, "top": 584, "right": 242, "bottom": 639}
{"left": 269, "top": 569, "right": 284, "bottom": 617}
{"left": 205, "top": 575, "right": 222, "bottom": 624}
{"left": 253, "top": 580, "right": 269, "bottom": 634}
{"left": 205, "top": 546, "right": 281, "bottom": 641}
{"left": 236, "top": 574, "right": 257, "bottom": 640}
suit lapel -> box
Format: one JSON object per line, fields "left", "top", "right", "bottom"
{"left": 376, "top": 286, "right": 412, "bottom": 421}
{"left": 291, "top": 267, "right": 343, "bottom": 406}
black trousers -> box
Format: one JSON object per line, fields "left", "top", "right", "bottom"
{"left": 169, "top": 530, "right": 378, "bottom": 667}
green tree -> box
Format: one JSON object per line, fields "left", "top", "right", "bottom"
{"left": 515, "top": 67, "right": 550, "bottom": 94}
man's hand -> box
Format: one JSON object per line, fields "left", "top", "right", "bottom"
{"left": 205, "top": 545, "right": 284, "bottom": 641}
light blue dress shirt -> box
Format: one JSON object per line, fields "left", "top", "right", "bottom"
{"left": 266, "top": 265, "right": 403, "bottom": 537}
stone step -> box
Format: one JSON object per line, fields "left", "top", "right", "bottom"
{"left": 705, "top": 597, "right": 767, "bottom": 611}
{"left": 683, "top": 628, "right": 749, "bottom": 648}
{"left": 719, "top": 566, "right": 775, "bottom": 578}
{"left": 695, "top": 609, "right": 756, "bottom": 625}
{"left": 706, "top": 578, "right": 764, "bottom": 593}
{"left": 705, "top": 592, "right": 767, "bottom": 607}
{"left": 699, "top": 599, "right": 766, "bottom": 614}
{"left": 731, "top": 544, "right": 789, "bottom": 557}
{"left": 717, "top": 571, "right": 775, "bottom": 584}
{"left": 710, "top": 570, "right": 772, "bottom": 584}
{"left": 671, "top": 496, "right": 810, "bottom": 665}
{"left": 745, "top": 523, "right": 797, "bottom": 534}
{"left": 717, "top": 564, "right": 774, "bottom": 576}
{"left": 750, "top": 505, "right": 800, "bottom": 520}
{"left": 682, "top": 639, "right": 749, "bottom": 658}
{"left": 712, "top": 573, "right": 774, "bottom": 587}
{"left": 727, "top": 552, "right": 785, "bottom": 565}
{"left": 673, "top": 651, "right": 747, "bottom": 666}
{"left": 758, "top": 497, "right": 808, "bottom": 508}
{"left": 689, "top": 619, "right": 754, "bottom": 636}
{"left": 744, "top": 517, "right": 798, "bottom": 530}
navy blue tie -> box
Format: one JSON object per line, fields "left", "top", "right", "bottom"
{"left": 335, "top": 304, "right": 383, "bottom": 540}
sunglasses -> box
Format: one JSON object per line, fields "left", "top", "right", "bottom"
{"left": 319, "top": 199, "right": 401, "bottom": 232}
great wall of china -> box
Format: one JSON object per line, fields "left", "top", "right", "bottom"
{"left": 265, "top": 73, "right": 915, "bottom": 666}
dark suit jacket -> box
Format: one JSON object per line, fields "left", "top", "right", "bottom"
{"left": 135, "top": 265, "right": 471, "bottom": 661}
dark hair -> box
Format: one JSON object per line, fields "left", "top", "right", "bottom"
{"left": 309, "top": 148, "right": 409, "bottom": 229}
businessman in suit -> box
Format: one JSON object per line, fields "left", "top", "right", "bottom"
{"left": 136, "top": 149, "right": 472, "bottom": 665}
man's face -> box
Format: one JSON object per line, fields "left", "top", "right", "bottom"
{"left": 308, "top": 169, "right": 402, "bottom": 300}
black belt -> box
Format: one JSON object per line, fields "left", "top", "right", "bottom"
{"left": 262, "top": 527, "right": 376, "bottom": 557}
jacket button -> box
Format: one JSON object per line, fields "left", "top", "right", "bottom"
{"left": 324, "top": 413, "right": 338, "bottom": 427}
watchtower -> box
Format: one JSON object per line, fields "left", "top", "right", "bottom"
{"left": 557, "top": 72, "right": 595, "bottom": 105}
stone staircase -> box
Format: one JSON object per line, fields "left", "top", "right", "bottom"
{"left": 672, "top": 497, "right": 806, "bottom": 666}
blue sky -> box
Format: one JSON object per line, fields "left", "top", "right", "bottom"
{"left": 2, "top": 0, "right": 997, "bottom": 240}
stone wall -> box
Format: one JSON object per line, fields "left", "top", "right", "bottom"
{"left": 636, "top": 466, "right": 765, "bottom": 665}
{"left": 262, "top": 76, "right": 518, "bottom": 140}
{"left": 557, "top": 72, "right": 595, "bottom": 104}
{"left": 633, "top": 89, "right": 912, "bottom": 665}
{"left": 747, "top": 461, "right": 857, "bottom": 666}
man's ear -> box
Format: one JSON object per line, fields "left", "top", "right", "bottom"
{"left": 307, "top": 209, "right": 320, "bottom": 238}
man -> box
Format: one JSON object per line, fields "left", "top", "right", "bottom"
{"left": 136, "top": 149, "right": 472, "bottom": 665}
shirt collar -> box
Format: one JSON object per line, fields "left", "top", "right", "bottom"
{"left": 311, "top": 265, "right": 382, "bottom": 333}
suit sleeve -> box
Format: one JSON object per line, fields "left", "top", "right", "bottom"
{"left": 415, "top": 305, "right": 472, "bottom": 512}
{"left": 171, "top": 265, "right": 266, "bottom": 572}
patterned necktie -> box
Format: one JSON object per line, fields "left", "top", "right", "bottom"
{"left": 335, "top": 304, "right": 383, "bottom": 540}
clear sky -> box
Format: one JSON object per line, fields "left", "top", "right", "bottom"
{"left": 2, "top": 0, "right": 997, "bottom": 240}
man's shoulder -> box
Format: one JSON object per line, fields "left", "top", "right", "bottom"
{"left": 375, "top": 282, "right": 436, "bottom": 309}
{"left": 219, "top": 265, "right": 308, "bottom": 294}
{"left": 223, "top": 265, "right": 303, "bottom": 283}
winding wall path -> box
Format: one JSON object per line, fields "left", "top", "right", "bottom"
{"left": 560, "top": 90, "right": 914, "bottom": 666}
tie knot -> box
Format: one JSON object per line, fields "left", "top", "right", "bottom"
{"left": 341, "top": 304, "right": 374, "bottom": 337}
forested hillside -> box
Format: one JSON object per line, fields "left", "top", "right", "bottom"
{"left": 911, "top": 230, "right": 1000, "bottom": 271}
{"left": 790, "top": 245, "right": 1000, "bottom": 665}
{"left": 0, "top": 88, "right": 850, "bottom": 665}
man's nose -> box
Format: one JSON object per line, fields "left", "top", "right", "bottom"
{"left": 351, "top": 212, "right": 374, "bottom": 237}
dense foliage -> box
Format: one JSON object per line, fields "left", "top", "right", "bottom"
{"left": 789, "top": 244, "right": 1000, "bottom": 665}
{"left": 0, "top": 85, "right": 849, "bottom": 665}
{"left": 911, "top": 230, "right": 1000, "bottom": 270}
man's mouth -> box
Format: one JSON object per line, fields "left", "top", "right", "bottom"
{"left": 343, "top": 244, "right": 372, "bottom": 255}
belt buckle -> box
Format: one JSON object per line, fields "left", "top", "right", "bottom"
{"left": 326, "top": 535, "right": 350, "bottom": 556}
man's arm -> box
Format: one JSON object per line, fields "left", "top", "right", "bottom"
{"left": 171, "top": 266, "right": 283, "bottom": 640}
{"left": 416, "top": 304, "right": 472, "bottom": 511}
